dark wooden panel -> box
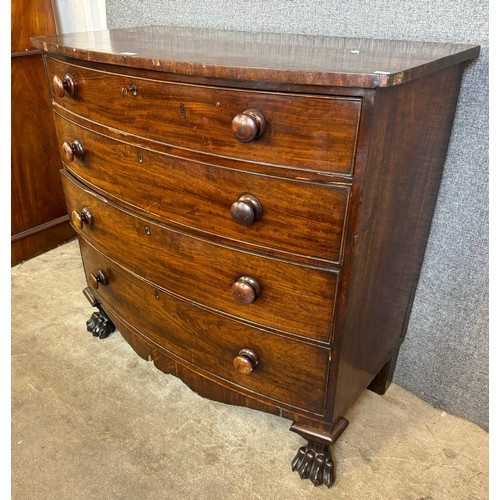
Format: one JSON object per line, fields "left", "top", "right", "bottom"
{"left": 11, "top": 0, "right": 56, "bottom": 53}
{"left": 11, "top": 54, "right": 73, "bottom": 264}
{"left": 63, "top": 171, "right": 338, "bottom": 341}
{"left": 331, "top": 64, "right": 466, "bottom": 421}
{"left": 29, "top": 25, "right": 480, "bottom": 487}
{"left": 11, "top": 56, "right": 66, "bottom": 233}
{"left": 11, "top": 220, "right": 75, "bottom": 266}
{"left": 109, "top": 311, "right": 327, "bottom": 425}
{"left": 52, "top": 104, "right": 357, "bottom": 184}
{"left": 32, "top": 26, "right": 479, "bottom": 88}
{"left": 53, "top": 113, "right": 350, "bottom": 263}
{"left": 46, "top": 57, "right": 361, "bottom": 173}
{"left": 79, "top": 238, "right": 330, "bottom": 414}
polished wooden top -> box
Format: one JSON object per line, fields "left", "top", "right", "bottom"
{"left": 31, "top": 25, "right": 479, "bottom": 88}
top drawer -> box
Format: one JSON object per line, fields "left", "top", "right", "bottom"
{"left": 46, "top": 57, "right": 361, "bottom": 174}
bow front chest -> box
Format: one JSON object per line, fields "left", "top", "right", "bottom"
{"left": 32, "top": 27, "right": 479, "bottom": 487}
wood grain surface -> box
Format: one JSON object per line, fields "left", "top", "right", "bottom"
{"left": 62, "top": 171, "right": 338, "bottom": 342}
{"left": 11, "top": 55, "right": 74, "bottom": 265}
{"left": 32, "top": 26, "right": 479, "bottom": 88}
{"left": 331, "top": 64, "right": 467, "bottom": 422}
{"left": 46, "top": 57, "right": 361, "bottom": 173}
{"left": 32, "top": 26, "right": 479, "bottom": 483}
{"left": 79, "top": 238, "right": 330, "bottom": 414}
{"left": 11, "top": 0, "right": 74, "bottom": 266}
{"left": 12, "top": 0, "right": 55, "bottom": 53}
{"left": 53, "top": 113, "right": 350, "bottom": 263}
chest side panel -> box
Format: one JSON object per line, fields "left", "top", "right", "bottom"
{"left": 331, "top": 63, "right": 466, "bottom": 421}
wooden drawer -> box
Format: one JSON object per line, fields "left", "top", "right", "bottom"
{"left": 54, "top": 113, "right": 350, "bottom": 264}
{"left": 79, "top": 238, "right": 330, "bottom": 414}
{"left": 62, "top": 171, "right": 338, "bottom": 342}
{"left": 47, "top": 57, "right": 361, "bottom": 174}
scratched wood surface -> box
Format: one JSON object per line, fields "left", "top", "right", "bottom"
{"left": 53, "top": 112, "right": 350, "bottom": 264}
{"left": 32, "top": 25, "right": 480, "bottom": 486}
{"left": 62, "top": 171, "right": 338, "bottom": 342}
{"left": 32, "top": 25, "right": 479, "bottom": 88}
{"left": 46, "top": 57, "right": 361, "bottom": 173}
{"left": 79, "top": 237, "right": 330, "bottom": 414}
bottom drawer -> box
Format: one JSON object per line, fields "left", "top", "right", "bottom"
{"left": 79, "top": 237, "right": 330, "bottom": 415}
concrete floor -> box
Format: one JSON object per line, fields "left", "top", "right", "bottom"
{"left": 12, "top": 239, "right": 488, "bottom": 499}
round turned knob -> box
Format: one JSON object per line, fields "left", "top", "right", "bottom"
{"left": 89, "top": 269, "right": 109, "bottom": 289}
{"left": 233, "top": 348, "right": 259, "bottom": 375}
{"left": 71, "top": 207, "right": 93, "bottom": 229}
{"left": 231, "top": 276, "right": 261, "bottom": 305}
{"left": 231, "top": 109, "right": 266, "bottom": 143}
{"left": 61, "top": 139, "right": 85, "bottom": 162}
{"left": 52, "top": 73, "right": 76, "bottom": 98}
{"left": 230, "top": 194, "right": 263, "bottom": 227}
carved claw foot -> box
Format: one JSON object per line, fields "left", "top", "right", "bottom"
{"left": 291, "top": 442, "right": 335, "bottom": 487}
{"left": 83, "top": 286, "right": 115, "bottom": 339}
{"left": 86, "top": 309, "right": 116, "bottom": 339}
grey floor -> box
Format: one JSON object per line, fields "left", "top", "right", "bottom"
{"left": 12, "top": 240, "right": 488, "bottom": 499}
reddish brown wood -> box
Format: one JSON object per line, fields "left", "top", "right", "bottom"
{"left": 233, "top": 348, "right": 259, "bottom": 375}
{"left": 11, "top": 56, "right": 65, "bottom": 234}
{"left": 331, "top": 63, "right": 467, "bottom": 422}
{"left": 52, "top": 74, "right": 65, "bottom": 97}
{"left": 231, "top": 109, "right": 266, "bottom": 143}
{"left": 10, "top": 0, "right": 74, "bottom": 266}
{"left": 11, "top": 57, "right": 73, "bottom": 265}
{"left": 31, "top": 26, "right": 479, "bottom": 88}
{"left": 53, "top": 103, "right": 359, "bottom": 182}
{"left": 71, "top": 207, "right": 93, "bottom": 229}
{"left": 12, "top": 0, "right": 56, "bottom": 53}
{"left": 231, "top": 276, "right": 261, "bottom": 305}
{"left": 89, "top": 268, "right": 109, "bottom": 289}
{"left": 61, "top": 141, "right": 74, "bottom": 162}
{"left": 61, "top": 171, "right": 339, "bottom": 341}
{"left": 97, "top": 306, "right": 306, "bottom": 421}
{"left": 230, "top": 194, "right": 263, "bottom": 227}
{"left": 46, "top": 57, "right": 361, "bottom": 174}
{"left": 78, "top": 238, "right": 330, "bottom": 414}
{"left": 11, "top": 219, "right": 76, "bottom": 266}
{"left": 61, "top": 138, "right": 84, "bottom": 161}
{"left": 53, "top": 112, "right": 350, "bottom": 264}
{"left": 367, "top": 346, "right": 400, "bottom": 396}
{"left": 52, "top": 73, "right": 76, "bottom": 98}
{"left": 33, "top": 26, "right": 479, "bottom": 487}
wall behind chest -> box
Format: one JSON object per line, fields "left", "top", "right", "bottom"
{"left": 105, "top": 0, "right": 489, "bottom": 430}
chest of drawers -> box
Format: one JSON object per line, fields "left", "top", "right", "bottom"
{"left": 32, "top": 27, "right": 479, "bottom": 487}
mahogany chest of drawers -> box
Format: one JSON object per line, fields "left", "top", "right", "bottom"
{"left": 32, "top": 27, "right": 479, "bottom": 487}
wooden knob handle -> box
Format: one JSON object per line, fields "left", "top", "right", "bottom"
{"left": 231, "top": 276, "right": 261, "bottom": 304}
{"left": 61, "top": 139, "right": 85, "bottom": 162}
{"left": 89, "top": 269, "right": 109, "bottom": 290}
{"left": 233, "top": 348, "right": 259, "bottom": 375}
{"left": 52, "top": 73, "right": 76, "bottom": 98}
{"left": 231, "top": 109, "right": 266, "bottom": 143}
{"left": 71, "top": 207, "right": 93, "bottom": 229}
{"left": 230, "top": 194, "right": 263, "bottom": 226}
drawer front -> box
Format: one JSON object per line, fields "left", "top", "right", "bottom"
{"left": 79, "top": 238, "right": 329, "bottom": 414}
{"left": 63, "top": 172, "right": 337, "bottom": 342}
{"left": 47, "top": 57, "right": 361, "bottom": 174}
{"left": 54, "top": 113, "right": 350, "bottom": 263}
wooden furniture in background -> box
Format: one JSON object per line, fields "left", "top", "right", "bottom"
{"left": 32, "top": 27, "right": 479, "bottom": 487}
{"left": 11, "top": 0, "right": 74, "bottom": 266}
